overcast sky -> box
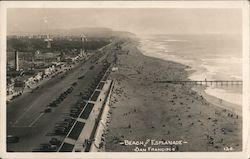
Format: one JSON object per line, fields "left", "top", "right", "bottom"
{"left": 7, "top": 8, "right": 242, "bottom": 35}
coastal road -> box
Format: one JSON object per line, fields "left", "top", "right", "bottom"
{"left": 7, "top": 47, "right": 115, "bottom": 152}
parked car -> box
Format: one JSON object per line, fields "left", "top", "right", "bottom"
{"left": 44, "top": 108, "right": 52, "bottom": 113}
{"left": 49, "top": 138, "right": 61, "bottom": 146}
{"left": 55, "top": 127, "right": 68, "bottom": 135}
{"left": 7, "top": 135, "right": 19, "bottom": 143}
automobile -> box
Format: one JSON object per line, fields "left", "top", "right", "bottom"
{"left": 49, "top": 138, "right": 61, "bottom": 146}
{"left": 74, "top": 106, "right": 81, "bottom": 111}
{"left": 58, "top": 121, "right": 71, "bottom": 127}
{"left": 44, "top": 108, "right": 52, "bottom": 113}
{"left": 78, "top": 75, "right": 85, "bottom": 79}
{"left": 39, "top": 143, "right": 57, "bottom": 152}
{"left": 89, "top": 65, "right": 94, "bottom": 70}
{"left": 57, "top": 97, "right": 63, "bottom": 102}
{"left": 49, "top": 102, "right": 57, "bottom": 107}
{"left": 7, "top": 135, "right": 19, "bottom": 143}
{"left": 70, "top": 109, "right": 79, "bottom": 113}
{"left": 64, "top": 118, "right": 73, "bottom": 123}
{"left": 70, "top": 112, "right": 78, "bottom": 117}
{"left": 54, "top": 99, "right": 61, "bottom": 104}
{"left": 55, "top": 127, "right": 68, "bottom": 135}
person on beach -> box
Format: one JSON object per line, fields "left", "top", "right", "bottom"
{"left": 219, "top": 99, "right": 222, "bottom": 104}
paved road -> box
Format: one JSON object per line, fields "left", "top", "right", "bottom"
{"left": 7, "top": 47, "right": 115, "bottom": 152}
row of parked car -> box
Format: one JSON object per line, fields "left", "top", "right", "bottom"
{"left": 54, "top": 117, "right": 75, "bottom": 136}
{"left": 35, "top": 62, "right": 112, "bottom": 152}
{"left": 33, "top": 138, "right": 62, "bottom": 152}
{"left": 44, "top": 87, "right": 74, "bottom": 113}
{"left": 51, "top": 63, "right": 111, "bottom": 138}
{"left": 33, "top": 85, "right": 76, "bottom": 151}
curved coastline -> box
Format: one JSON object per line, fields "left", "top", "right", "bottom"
{"left": 136, "top": 35, "right": 242, "bottom": 116}
{"left": 103, "top": 36, "right": 242, "bottom": 152}
{"left": 137, "top": 34, "right": 242, "bottom": 108}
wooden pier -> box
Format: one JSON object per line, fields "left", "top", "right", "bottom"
{"left": 155, "top": 80, "right": 243, "bottom": 85}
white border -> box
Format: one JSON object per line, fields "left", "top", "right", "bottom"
{"left": 0, "top": 1, "right": 249, "bottom": 159}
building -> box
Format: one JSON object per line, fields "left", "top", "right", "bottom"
{"left": 44, "top": 35, "right": 53, "bottom": 48}
{"left": 43, "top": 65, "right": 55, "bottom": 77}
{"left": 25, "top": 76, "right": 35, "bottom": 88}
{"left": 79, "top": 49, "right": 87, "bottom": 59}
{"left": 15, "top": 50, "right": 19, "bottom": 71}
{"left": 81, "top": 34, "right": 87, "bottom": 43}
{"left": 14, "top": 78, "right": 25, "bottom": 88}
{"left": 34, "top": 72, "right": 43, "bottom": 81}
{"left": 6, "top": 83, "right": 15, "bottom": 95}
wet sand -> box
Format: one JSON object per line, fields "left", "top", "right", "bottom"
{"left": 193, "top": 86, "right": 242, "bottom": 116}
{"left": 103, "top": 37, "right": 242, "bottom": 152}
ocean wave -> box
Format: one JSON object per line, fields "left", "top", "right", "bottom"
{"left": 138, "top": 34, "right": 242, "bottom": 107}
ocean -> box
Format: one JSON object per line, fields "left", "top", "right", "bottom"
{"left": 138, "top": 34, "right": 242, "bottom": 106}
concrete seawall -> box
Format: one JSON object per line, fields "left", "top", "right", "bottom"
{"left": 90, "top": 80, "right": 114, "bottom": 152}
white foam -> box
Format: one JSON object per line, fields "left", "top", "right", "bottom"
{"left": 138, "top": 35, "right": 243, "bottom": 108}
{"left": 205, "top": 87, "right": 242, "bottom": 106}
{"left": 164, "top": 39, "right": 185, "bottom": 42}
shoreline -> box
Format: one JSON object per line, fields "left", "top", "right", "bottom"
{"left": 137, "top": 35, "right": 242, "bottom": 108}
{"left": 136, "top": 36, "right": 242, "bottom": 116}
{"left": 192, "top": 86, "right": 242, "bottom": 117}
{"left": 104, "top": 36, "right": 242, "bottom": 152}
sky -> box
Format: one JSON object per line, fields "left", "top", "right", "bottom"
{"left": 7, "top": 8, "right": 242, "bottom": 35}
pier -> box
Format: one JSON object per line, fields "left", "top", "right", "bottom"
{"left": 155, "top": 80, "right": 243, "bottom": 85}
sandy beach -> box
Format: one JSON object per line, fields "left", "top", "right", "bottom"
{"left": 103, "top": 37, "right": 242, "bottom": 152}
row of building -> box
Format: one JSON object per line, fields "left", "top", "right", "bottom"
{"left": 7, "top": 50, "right": 88, "bottom": 101}
{"left": 7, "top": 64, "right": 58, "bottom": 100}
